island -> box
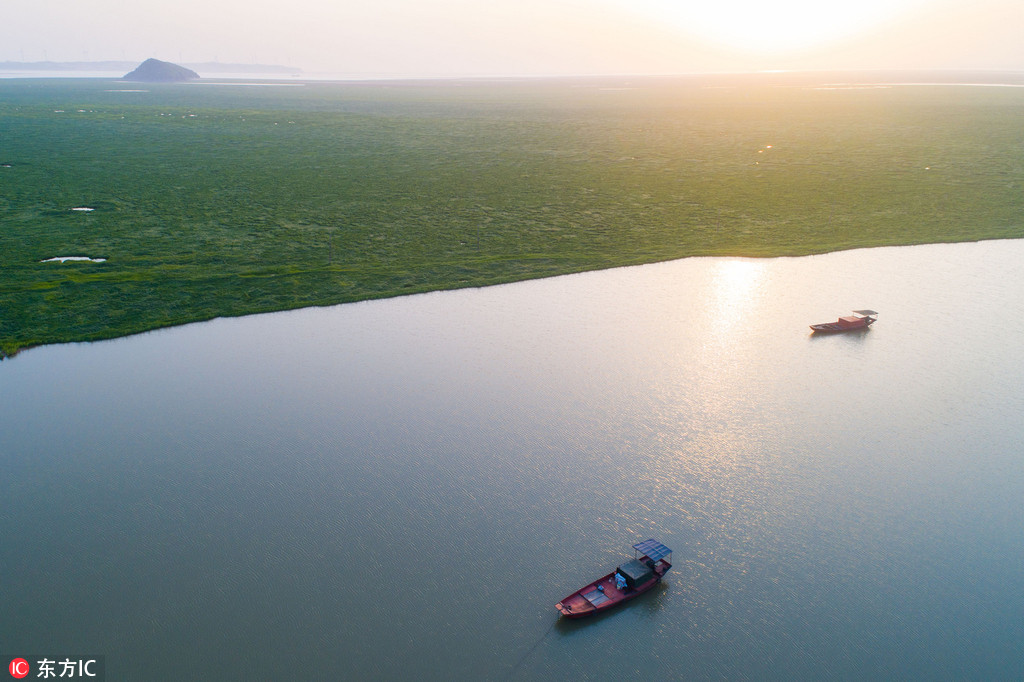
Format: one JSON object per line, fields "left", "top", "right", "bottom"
{"left": 122, "top": 58, "right": 200, "bottom": 83}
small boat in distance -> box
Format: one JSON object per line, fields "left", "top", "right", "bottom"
{"left": 555, "top": 539, "right": 672, "bottom": 619}
{"left": 810, "top": 309, "right": 878, "bottom": 334}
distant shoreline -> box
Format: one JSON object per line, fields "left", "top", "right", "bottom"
{"left": 0, "top": 60, "right": 299, "bottom": 75}
{"left": 1, "top": 64, "right": 1023, "bottom": 85}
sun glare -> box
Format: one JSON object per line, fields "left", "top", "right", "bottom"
{"left": 708, "top": 259, "right": 768, "bottom": 332}
{"left": 637, "top": 0, "right": 926, "bottom": 54}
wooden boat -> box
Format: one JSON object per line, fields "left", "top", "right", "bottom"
{"left": 555, "top": 539, "right": 672, "bottom": 618}
{"left": 810, "top": 309, "right": 878, "bottom": 333}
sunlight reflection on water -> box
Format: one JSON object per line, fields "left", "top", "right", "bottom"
{"left": 707, "top": 258, "right": 769, "bottom": 330}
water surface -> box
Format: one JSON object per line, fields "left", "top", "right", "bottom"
{"left": 3, "top": 240, "right": 1023, "bottom": 679}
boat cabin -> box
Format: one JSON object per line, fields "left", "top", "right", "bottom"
{"left": 629, "top": 538, "right": 673, "bottom": 579}
{"left": 616, "top": 559, "right": 654, "bottom": 589}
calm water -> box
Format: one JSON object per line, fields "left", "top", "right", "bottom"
{"left": 3, "top": 240, "right": 1024, "bottom": 680}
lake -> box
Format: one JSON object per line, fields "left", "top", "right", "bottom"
{"left": 3, "top": 239, "right": 1023, "bottom": 679}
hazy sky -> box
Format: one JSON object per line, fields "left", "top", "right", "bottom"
{"left": 2, "top": 0, "right": 1022, "bottom": 76}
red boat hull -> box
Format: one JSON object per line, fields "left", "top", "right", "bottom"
{"left": 810, "top": 317, "right": 875, "bottom": 333}
{"left": 555, "top": 560, "right": 670, "bottom": 618}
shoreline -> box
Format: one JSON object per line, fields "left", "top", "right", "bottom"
{"left": 3, "top": 236, "right": 1019, "bottom": 359}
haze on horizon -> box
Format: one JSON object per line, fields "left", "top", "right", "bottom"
{"left": 2, "top": 0, "right": 1022, "bottom": 77}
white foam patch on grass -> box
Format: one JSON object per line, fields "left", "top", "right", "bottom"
{"left": 41, "top": 256, "right": 107, "bottom": 263}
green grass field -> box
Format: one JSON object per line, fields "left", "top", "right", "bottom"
{"left": 2, "top": 75, "right": 1022, "bottom": 356}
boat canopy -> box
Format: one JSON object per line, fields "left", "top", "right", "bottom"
{"left": 617, "top": 559, "right": 654, "bottom": 588}
{"left": 633, "top": 539, "right": 672, "bottom": 562}
{"left": 852, "top": 310, "right": 878, "bottom": 316}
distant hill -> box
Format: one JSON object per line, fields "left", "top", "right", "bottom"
{"left": 123, "top": 58, "right": 200, "bottom": 82}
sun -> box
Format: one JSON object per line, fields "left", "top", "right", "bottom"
{"left": 633, "top": 0, "right": 926, "bottom": 54}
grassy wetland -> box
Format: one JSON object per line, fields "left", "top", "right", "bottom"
{"left": 2, "top": 75, "right": 1022, "bottom": 356}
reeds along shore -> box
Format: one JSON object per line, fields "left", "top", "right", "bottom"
{"left": 2, "top": 76, "right": 1023, "bottom": 355}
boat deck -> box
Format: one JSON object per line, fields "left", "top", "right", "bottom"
{"left": 561, "top": 573, "right": 626, "bottom": 613}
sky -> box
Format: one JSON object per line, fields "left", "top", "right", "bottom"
{"left": 1, "top": 0, "right": 1022, "bottom": 77}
